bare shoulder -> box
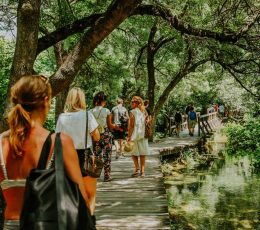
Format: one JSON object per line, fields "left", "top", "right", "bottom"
{"left": 0, "top": 130, "right": 10, "bottom": 147}
{"left": 1, "top": 130, "right": 10, "bottom": 138}
{"left": 59, "top": 133, "right": 77, "bottom": 160}
{"left": 59, "top": 132, "right": 74, "bottom": 146}
{"left": 129, "top": 112, "right": 135, "bottom": 118}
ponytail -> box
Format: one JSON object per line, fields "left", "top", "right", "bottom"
{"left": 7, "top": 74, "right": 51, "bottom": 157}
{"left": 8, "top": 104, "right": 31, "bottom": 156}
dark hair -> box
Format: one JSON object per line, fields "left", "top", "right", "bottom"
{"left": 93, "top": 91, "right": 107, "bottom": 106}
{"left": 144, "top": 100, "right": 149, "bottom": 107}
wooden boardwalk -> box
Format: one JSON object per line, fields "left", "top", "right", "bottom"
{"left": 95, "top": 128, "right": 200, "bottom": 230}
{"left": 95, "top": 153, "right": 170, "bottom": 230}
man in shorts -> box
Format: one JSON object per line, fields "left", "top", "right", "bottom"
{"left": 111, "top": 98, "right": 129, "bottom": 159}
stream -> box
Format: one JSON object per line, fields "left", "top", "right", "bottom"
{"left": 163, "top": 132, "right": 260, "bottom": 230}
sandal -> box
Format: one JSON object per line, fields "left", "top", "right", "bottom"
{"left": 140, "top": 172, "right": 145, "bottom": 178}
{"left": 131, "top": 169, "right": 140, "bottom": 177}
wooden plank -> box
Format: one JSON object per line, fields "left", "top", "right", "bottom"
{"left": 205, "top": 120, "right": 213, "bottom": 132}
{"left": 96, "top": 146, "right": 170, "bottom": 229}
{"left": 96, "top": 129, "right": 215, "bottom": 229}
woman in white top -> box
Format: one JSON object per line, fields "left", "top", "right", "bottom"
{"left": 91, "top": 91, "right": 122, "bottom": 182}
{"left": 127, "top": 96, "right": 150, "bottom": 177}
{"left": 55, "top": 87, "right": 100, "bottom": 224}
{"left": 0, "top": 76, "right": 88, "bottom": 229}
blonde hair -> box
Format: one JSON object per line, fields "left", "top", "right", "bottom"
{"left": 8, "top": 75, "right": 52, "bottom": 156}
{"left": 64, "top": 87, "right": 86, "bottom": 112}
{"left": 131, "top": 96, "right": 145, "bottom": 113}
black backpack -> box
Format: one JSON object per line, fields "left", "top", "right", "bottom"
{"left": 118, "top": 111, "right": 128, "bottom": 130}
{"left": 20, "top": 133, "right": 95, "bottom": 230}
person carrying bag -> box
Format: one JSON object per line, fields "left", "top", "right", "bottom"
{"left": 0, "top": 76, "right": 92, "bottom": 230}
{"left": 55, "top": 87, "right": 100, "bottom": 223}
{"left": 83, "top": 111, "right": 104, "bottom": 178}
{"left": 20, "top": 133, "right": 95, "bottom": 230}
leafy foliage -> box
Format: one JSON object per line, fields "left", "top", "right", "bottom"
{"left": 224, "top": 118, "right": 260, "bottom": 170}
{"left": 0, "top": 38, "right": 14, "bottom": 115}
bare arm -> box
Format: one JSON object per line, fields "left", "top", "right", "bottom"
{"left": 107, "top": 114, "right": 122, "bottom": 131}
{"left": 127, "top": 112, "right": 135, "bottom": 141}
{"left": 90, "top": 128, "right": 100, "bottom": 142}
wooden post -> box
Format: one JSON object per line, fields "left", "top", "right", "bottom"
{"left": 169, "top": 117, "right": 173, "bottom": 136}
{"left": 198, "top": 115, "right": 201, "bottom": 136}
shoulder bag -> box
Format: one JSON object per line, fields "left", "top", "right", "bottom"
{"left": 83, "top": 111, "right": 104, "bottom": 178}
{"left": 20, "top": 133, "right": 96, "bottom": 230}
{"left": 144, "top": 110, "right": 153, "bottom": 139}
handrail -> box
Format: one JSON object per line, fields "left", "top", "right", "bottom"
{"left": 166, "top": 111, "right": 220, "bottom": 137}
{"left": 199, "top": 112, "right": 218, "bottom": 119}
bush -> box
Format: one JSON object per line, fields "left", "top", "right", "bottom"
{"left": 224, "top": 118, "right": 260, "bottom": 170}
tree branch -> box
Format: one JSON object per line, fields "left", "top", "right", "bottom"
{"left": 154, "top": 37, "right": 175, "bottom": 53}
{"left": 50, "top": 0, "right": 142, "bottom": 96}
{"left": 215, "top": 60, "right": 259, "bottom": 97}
{"left": 37, "top": 13, "right": 103, "bottom": 54}
{"left": 133, "top": 4, "right": 247, "bottom": 42}
{"left": 135, "top": 44, "right": 147, "bottom": 67}
{"left": 153, "top": 50, "right": 209, "bottom": 116}
{"left": 36, "top": 3, "right": 258, "bottom": 55}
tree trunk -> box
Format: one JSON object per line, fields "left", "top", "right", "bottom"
{"left": 0, "top": 0, "right": 41, "bottom": 132}
{"left": 50, "top": 0, "right": 142, "bottom": 97}
{"left": 55, "top": 90, "right": 69, "bottom": 121}
{"left": 10, "top": 0, "right": 41, "bottom": 85}
{"left": 147, "top": 50, "right": 155, "bottom": 112}
{"left": 53, "top": 42, "right": 69, "bottom": 122}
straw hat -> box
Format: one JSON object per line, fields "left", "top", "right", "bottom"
{"left": 124, "top": 141, "right": 134, "bottom": 153}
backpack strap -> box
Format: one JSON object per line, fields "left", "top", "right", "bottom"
{"left": 85, "top": 110, "right": 88, "bottom": 149}
{"left": 37, "top": 131, "right": 54, "bottom": 170}
{"left": 54, "top": 132, "right": 67, "bottom": 229}
{"left": 97, "top": 108, "right": 102, "bottom": 119}
{"left": 0, "top": 134, "right": 8, "bottom": 180}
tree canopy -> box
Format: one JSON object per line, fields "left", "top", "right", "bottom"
{"left": 0, "top": 0, "right": 259, "bottom": 131}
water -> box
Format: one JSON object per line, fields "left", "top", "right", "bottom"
{"left": 164, "top": 132, "right": 260, "bottom": 230}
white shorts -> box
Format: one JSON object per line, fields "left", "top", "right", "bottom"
{"left": 131, "top": 138, "right": 150, "bottom": 156}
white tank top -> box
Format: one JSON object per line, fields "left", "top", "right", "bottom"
{"left": 130, "top": 108, "right": 145, "bottom": 141}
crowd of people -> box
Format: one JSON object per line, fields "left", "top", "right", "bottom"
{"left": 0, "top": 75, "right": 150, "bottom": 229}
{"left": 0, "top": 74, "right": 230, "bottom": 229}
{"left": 171, "top": 103, "right": 227, "bottom": 137}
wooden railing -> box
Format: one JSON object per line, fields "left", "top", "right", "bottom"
{"left": 167, "top": 115, "right": 186, "bottom": 136}
{"left": 198, "top": 112, "right": 220, "bottom": 136}
{"left": 166, "top": 112, "right": 221, "bottom": 137}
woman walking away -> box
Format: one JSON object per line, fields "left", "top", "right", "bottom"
{"left": 0, "top": 75, "right": 89, "bottom": 229}
{"left": 127, "top": 96, "right": 150, "bottom": 178}
{"left": 91, "top": 92, "right": 122, "bottom": 182}
{"left": 55, "top": 87, "right": 100, "bottom": 224}
{"left": 174, "top": 108, "right": 182, "bottom": 137}
{"left": 111, "top": 98, "right": 129, "bottom": 159}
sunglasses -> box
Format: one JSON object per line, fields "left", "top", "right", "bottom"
{"left": 38, "top": 75, "right": 49, "bottom": 84}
